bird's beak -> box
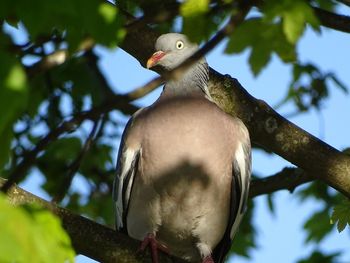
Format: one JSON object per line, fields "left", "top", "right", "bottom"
{"left": 147, "top": 51, "right": 166, "bottom": 69}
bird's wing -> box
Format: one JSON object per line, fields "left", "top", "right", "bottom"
{"left": 213, "top": 122, "right": 251, "bottom": 263}
{"left": 112, "top": 110, "right": 144, "bottom": 232}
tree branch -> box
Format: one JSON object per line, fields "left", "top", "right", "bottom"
{"left": 249, "top": 167, "right": 313, "bottom": 198}
{"left": 313, "top": 6, "right": 350, "bottom": 33}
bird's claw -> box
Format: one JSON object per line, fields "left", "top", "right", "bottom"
{"left": 138, "top": 233, "right": 170, "bottom": 263}
{"left": 202, "top": 255, "right": 215, "bottom": 263}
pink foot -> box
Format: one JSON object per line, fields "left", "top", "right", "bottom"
{"left": 202, "top": 255, "right": 215, "bottom": 263}
{"left": 138, "top": 233, "right": 170, "bottom": 263}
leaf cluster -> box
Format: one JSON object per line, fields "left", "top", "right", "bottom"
{"left": 0, "top": 193, "right": 75, "bottom": 262}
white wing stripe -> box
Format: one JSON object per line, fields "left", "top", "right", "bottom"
{"left": 230, "top": 141, "right": 251, "bottom": 238}
{"left": 115, "top": 148, "right": 138, "bottom": 230}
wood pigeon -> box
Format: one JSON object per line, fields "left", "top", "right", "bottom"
{"left": 113, "top": 33, "right": 251, "bottom": 263}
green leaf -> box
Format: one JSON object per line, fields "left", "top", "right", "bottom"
{"left": 225, "top": 18, "right": 296, "bottom": 76}
{"left": 279, "top": 63, "right": 348, "bottom": 111}
{"left": 5, "top": 64, "right": 26, "bottom": 91}
{"left": 180, "top": 0, "right": 209, "bottom": 17}
{"left": 249, "top": 42, "right": 272, "bottom": 76}
{"left": 5, "top": 0, "right": 125, "bottom": 50}
{"left": 180, "top": 0, "right": 214, "bottom": 43}
{"left": 37, "top": 137, "right": 82, "bottom": 194}
{"left": 0, "top": 42, "right": 28, "bottom": 170}
{"left": 0, "top": 194, "right": 75, "bottom": 262}
{"left": 80, "top": 143, "right": 113, "bottom": 175}
{"left": 281, "top": 1, "right": 318, "bottom": 43}
{"left": 303, "top": 208, "right": 333, "bottom": 243}
{"left": 50, "top": 56, "right": 105, "bottom": 107}
{"left": 225, "top": 19, "right": 258, "bottom": 54}
{"left": 98, "top": 3, "right": 117, "bottom": 24}
{"left": 331, "top": 199, "right": 350, "bottom": 232}
{"left": 182, "top": 15, "right": 211, "bottom": 43}
{"left": 297, "top": 250, "right": 340, "bottom": 263}
{"left": 266, "top": 193, "right": 275, "bottom": 215}
{"left": 262, "top": 0, "right": 319, "bottom": 43}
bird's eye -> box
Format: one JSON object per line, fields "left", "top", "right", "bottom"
{"left": 176, "top": 40, "right": 184, "bottom": 50}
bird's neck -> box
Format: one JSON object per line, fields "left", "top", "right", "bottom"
{"left": 160, "top": 61, "right": 211, "bottom": 100}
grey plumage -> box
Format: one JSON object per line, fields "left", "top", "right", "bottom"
{"left": 113, "top": 33, "right": 251, "bottom": 263}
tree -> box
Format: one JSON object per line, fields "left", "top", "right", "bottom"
{"left": 0, "top": 0, "right": 350, "bottom": 262}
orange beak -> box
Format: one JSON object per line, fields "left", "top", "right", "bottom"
{"left": 146, "top": 51, "right": 166, "bottom": 69}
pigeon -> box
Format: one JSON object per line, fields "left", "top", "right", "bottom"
{"left": 113, "top": 33, "right": 251, "bottom": 263}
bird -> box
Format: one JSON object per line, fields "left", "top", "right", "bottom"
{"left": 113, "top": 33, "right": 251, "bottom": 263}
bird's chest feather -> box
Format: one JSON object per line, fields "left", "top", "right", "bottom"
{"left": 138, "top": 98, "right": 235, "bottom": 179}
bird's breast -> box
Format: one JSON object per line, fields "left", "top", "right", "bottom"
{"left": 138, "top": 97, "right": 237, "bottom": 182}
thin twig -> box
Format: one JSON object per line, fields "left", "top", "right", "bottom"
{"left": 52, "top": 118, "right": 103, "bottom": 203}
{"left": 249, "top": 167, "right": 313, "bottom": 198}
{"left": 336, "top": 0, "right": 350, "bottom": 8}
{"left": 124, "top": 76, "right": 165, "bottom": 100}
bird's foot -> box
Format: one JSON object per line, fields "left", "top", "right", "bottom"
{"left": 202, "top": 255, "right": 215, "bottom": 263}
{"left": 138, "top": 233, "right": 170, "bottom": 263}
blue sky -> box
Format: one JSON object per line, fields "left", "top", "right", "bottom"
{"left": 11, "top": 7, "right": 350, "bottom": 263}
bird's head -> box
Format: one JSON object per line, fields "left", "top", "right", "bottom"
{"left": 147, "top": 33, "right": 199, "bottom": 70}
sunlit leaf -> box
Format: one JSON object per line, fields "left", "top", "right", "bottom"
{"left": 180, "top": 0, "right": 209, "bottom": 17}
{"left": 281, "top": 1, "right": 319, "bottom": 43}
{"left": 263, "top": 0, "right": 319, "bottom": 44}
{"left": 98, "top": 3, "right": 117, "bottom": 24}
{"left": 0, "top": 194, "right": 75, "bottom": 262}
{"left": 0, "top": 47, "right": 28, "bottom": 170}
{"left": 180, "top": 0, "right": 214, "bottom": 42}
{"left": 226, "top": 18, "right": 296, "bottom": 75}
